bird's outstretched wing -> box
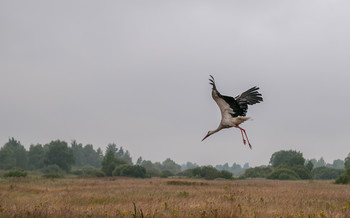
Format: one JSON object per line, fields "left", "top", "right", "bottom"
{"left": 235, "top": 86, "right": 263, "bottom": 116}
{"left": 209, "top": 75, "right": 244, "bottom": 118}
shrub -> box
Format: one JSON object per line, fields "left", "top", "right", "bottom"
{"left": 241, "top": 166, "right": 272, "bottom": 178}
{"left": 220, "top": 170, "right": 233, "bottom": 179}
{"left": 194, "top": 166, "right": 221, "bottom": 180}
{"left": 113, "top": 165, "right": 147, "bottom": 178}
{"left": 267, "top": 168, "right": 300, "bottom": 180}
{"left": 160, "top": 170, "right": 174, "bottom": 178}
{"left": 312, "top": 167, "right": 344, "bottom": 180}
{"left": 4, "top": 168, "right": 27, "bottom": 177}
{"left": 176, "top": 168, "right": 194, "bottom": 177}
{"left": 289, "top": 165, "right": 312, "bottom": 180}
{"left": 112, "top": 164, "right": 129, "bottom": 176}
{"left": 41, "top": 165, "right": 65, "bottom": 178}
{"left": 94, "top": 170, "right": 105, "bottom": 177}
{"left": 145, "top": 167, "right": 160, "bottom": 177}
{"left": 71, "top": 166, "right": 104, "bottom": 177}
{"left": 41, "top": 165, "right": 65, "bottom": 174}
{"left": 335, "top": 168, "right": 350, "bottom": 184}
{"left": 191, "top": 166, "right": 231, "bottom": 180}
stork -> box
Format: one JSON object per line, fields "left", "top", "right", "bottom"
{"left": 201, "top": 75, "right": 263, "bottom": 149}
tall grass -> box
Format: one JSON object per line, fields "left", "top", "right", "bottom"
{"left": 0, "top": 177, "right": 349, "bottom": 217}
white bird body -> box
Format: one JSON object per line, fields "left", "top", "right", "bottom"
{"left": 202, "top": 75, "right": 263, "bottom": 149}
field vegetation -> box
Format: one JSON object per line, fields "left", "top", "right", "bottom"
{"left": 0, "top": 177, "right": 350, "bottom": 217}
{"left": 1, "top": 138, "right": 350, "bottom": 216}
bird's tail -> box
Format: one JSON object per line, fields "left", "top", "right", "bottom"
{"left": 236, "top": 116, "right": 250, "bottom": 125}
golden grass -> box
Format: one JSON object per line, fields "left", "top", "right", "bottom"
{"left": 0, "top": 177, "right": 350, "bottom": 217}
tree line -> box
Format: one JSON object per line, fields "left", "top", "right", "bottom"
{"left": 241, "top": 150, "right": 350, "bottom": 184}
{"left": 0, "top": 138, "right": 247, "bottom": 179}
{"left": 1, "top": 138, "right": 349, "bottom": 183}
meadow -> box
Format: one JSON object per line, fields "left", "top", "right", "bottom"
{"left": 0, "top": 177, "right": 350, "bottom": 217}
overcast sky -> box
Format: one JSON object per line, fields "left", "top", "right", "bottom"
{"left": 1, "top": 1, "right": 350, "bottom": 167}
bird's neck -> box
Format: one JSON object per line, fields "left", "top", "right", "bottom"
{"left": 211, "top": 125, "right": 223, "bottom": 135}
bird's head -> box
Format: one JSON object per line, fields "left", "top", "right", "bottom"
{"left": 201, "top": 131, "right": 213, "bottom": 142}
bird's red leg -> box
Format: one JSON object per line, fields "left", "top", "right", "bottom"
{"left": 235, "top": 126, "right": 252, "bottom": 149}
{"left": 241, "top": 128, "right": 252, "bottom": 149}
{"left": 239, "top": 129, "right": 246, "bottom": 145}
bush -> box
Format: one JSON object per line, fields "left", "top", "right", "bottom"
{"left": 220, "top": 170, "right": 233, "bottom": 179}
{"left": 4, "top": 168, "right": 27, "bottom": 177}
{"left": 193, "top": 166, "right": 221, "bottom": 180}
{"left": 176, "top": 168, "right": 194, "bottom": 177}
{"left": 112, "top": 164, "right": 129, "bottom": 176}
{"left": 160, "top": 170, "right": 174, "bottom": 178}
{"left": 289, "top": 165, "right": 312, "bottom": 180}
{"left": 94, "top": 170, "right": 105, "bottom": 177}
{"left": 267, "top": 168, "right": 300, "bottom": 180}
{"left": 241, "top": 166, "right": 272, "bottom": 178}
{"left": 113, "top": 165, "right": 147, "bottom": 178}
{"left": 312, "top": 167, "right": 344, "bottom": 180}
{"left": 335, "top": 168, "right": 350, "bottom": 184}
{"left": 41, "top": 165, "right": 65, "bottom": 178}
{"left": 189, "top": 166, "right": 232, "bottom": 180}
{"left": 42, "top": 165, "right": 65, "bottom": 174}
{"left": 145, "top": 167, "right": 160, "bottom": 177}
{"left": 71, "top": 166, "right": 104, "bottom": 177}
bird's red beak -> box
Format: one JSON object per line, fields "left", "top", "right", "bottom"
{"left": 201, "top": 134, "right": 209, "bottom": 142}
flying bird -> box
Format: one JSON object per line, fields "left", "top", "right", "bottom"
{"left": 202, "top": 75, "right": 263, "bottom": 149}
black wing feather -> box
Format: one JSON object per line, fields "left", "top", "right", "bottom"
{"left": 235, "top": 86, "right": 263, "bottom": 116}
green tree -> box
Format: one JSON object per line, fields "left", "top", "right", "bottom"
{"left": 153, "top": 162, "right": 163, "bottom": 171}
{"left": 269, "top": 150, "right": 311, "bottom": 180}
{"left": 44, "top": 140, "right": 75, "bottom": 172}
{"left": 140, "top": 160, "right": 154, "bottom": 168}
{"left": 83, "top": 144, "right": 102, "bottom": 168}
{"left": 105, "top": 144, "right": 132, "bottom": 165}
{"left": 71, "top": 140, "right": 102, "bottom": 168}
{"left": 345, "top": 156, "right": 350, "bottom": 169}
{"left": 312, "top": 167, "right": 344, "bottom": 180}
{"left": 314, "top": 157, "right": 326, "bottom": 168}
{"left": 101, "top": 149, "right": 117, "bottom": 176}
{"left": 269, "top": 150, "right": 304, "bottom": 168}
{"left": 331, "top": 159, "right": 345, "bottom": 169}
{"left": 136, "top": 157, "right": 143, "bottom": 165}
{"left": 28, "top": 144, "right": 45, "bottom": 170}
{"left": 162, "top": 158, "right": 181, "bottom": 173}
{"left": 115, "top": 147, "right": 132, "bottom": 164}
{"left": 335, "top": 168, "right": 350, "bottom": 184}
{"left": 284, "top": 154, "right": 305, "bottom": 166}
{"left": 71, "top": 140, "right": 85, "bottom": 167}
{"left": 305, "top": 160, "right": 314, "bottom": 171}
{"left": 106, "top": 143, "right": 117, "bottom": 155}
{"left": 181, "top": 162, "right": 199, "bottom": 171}
{"left": 101, "top": 149, "right": 127, "bottom": 176}
{"left": 0, "top": 138, "right": 28, "bottom": 170}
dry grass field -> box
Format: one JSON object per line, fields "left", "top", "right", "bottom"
{"left": 0, "top": 177, "right": 350, "bottom": 217}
